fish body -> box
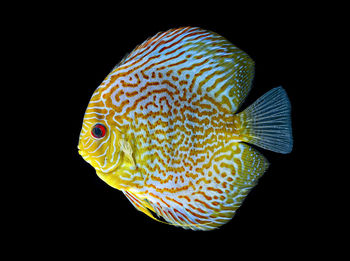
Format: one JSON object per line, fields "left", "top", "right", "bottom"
{"left": 78, "top": 27, "right": 293, "bottom": 230}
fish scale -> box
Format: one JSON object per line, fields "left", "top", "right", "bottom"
{"left": 78, "top": 26, "right": 293, "bottom": 230}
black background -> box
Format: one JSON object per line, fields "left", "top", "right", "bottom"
{"left": 15, "top": 3, "right": 331, "bottom": 257}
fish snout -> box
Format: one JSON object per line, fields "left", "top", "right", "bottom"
{"left": 78, "top": 149, "right": 85, "bottom": 159}
{"left": 78, "top": 147, "right": 90, "bottom": 161}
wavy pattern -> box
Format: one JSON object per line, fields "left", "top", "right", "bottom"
{"left": 78, "top": 27, "right": 275, "bottom": 230}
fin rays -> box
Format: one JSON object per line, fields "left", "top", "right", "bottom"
{"left": 238, "top": 87, "right": 293, "bottom": 154}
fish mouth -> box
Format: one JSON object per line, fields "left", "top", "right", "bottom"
{"left": 78, "top": 149, "right": 92, "bottom": 165}
{"left": 78, "top": 149, "right": 87, "bottom": 159}
{"left": 78, "top": 149, "right": 99, "bottom": 171}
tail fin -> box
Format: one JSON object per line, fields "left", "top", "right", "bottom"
{"left": 237, "top": 87, "right": 293, "bottom": 154}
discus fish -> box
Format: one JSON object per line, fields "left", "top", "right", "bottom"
{"left": 78, "top": 27, "right": 293, "bottom": 230}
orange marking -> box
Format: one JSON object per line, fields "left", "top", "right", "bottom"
{"left": 125, "top": 90, "right": 139, "bottom": 97}
{"left": 121, "top": 54, "right": 162, "bottom": 81}
{"left": 206, "top": 70, "right": 231, "bottom": 93}
{"left": 166, "top": 210, "right": 179, "bottom": 222}
{"left": 149, "top": 170, "right": 173, "bottom": 183}
{"left": 221, "top": 96, "right": 232, "bottom": 110}
{"left": 113, "top": 89, "right": 124, "bottom": 102}
{"left": 194, "top": 54, "right": 203, "bottom": 59}
{"left": 213, "top": 164, "right": 220, "bottom": 174}
{"left": 220, "top": 162, "right": 233, "bottom": 170}
{"left": 178, "top": 59, "right": 209, "bottom": 75}
{"left": 158, "top": 27, "right": 192, "bottom": 53}
{"left": 166, "top": 59, "right": 187, "bottom": 68}
{"left": 146, "top": 182, "right": 194, "bottom": 194}
{"left": 138, "top": 54, "right": 161, "bottom": 74}
{"left": 174, "top": 100, "right": 181, "bottom": 107}
{"left": 214, "top": 177, "right": 221, "bottom": 184}
{"left": 125, "top": 192, "right": 142, "bottom": 208}
{"left": 197, "top": 70, "right": 225, "bottom": 95}
{"left": 179, "top": 195, "right": 191, "bottom": 202}
{"left": 161, "top": 80, "right": 179, "bottom": 93}
{"left": 165, "top": 196, "right": 184, "bottom": 207}
{"left": 153, "top": 87, "right": 177, "bottom": 97}
{"left": 180, "top": 176, "right": 184, "bottom": 183}
{"left": 164, "top": 44, "right": 186, "bottom": 55}
{"left": 190, "top": 32, "right": 212, "bottom": 41}
{"left": 105, "top": 109, "right": 115, "bottom": 122}
{"left": 114, "top": 99, "right": 129, "bottom": 113}
{"left": 85, "top": 107, "right": 108, "bottom": 115}
{"left": 173, "top": 209, "right": 187, "bottom": 222}
{"left": 145, "top": 101, "right": 159, "bottom": 110}
{"left": 188, "top": 67, "right": 212, "bottom": 93}
{"left": 203, "top": 94, "right": 230, "bottom": 114}
{"left": 192, "top": 190, "right": 212, "bottom": 201}
{"left": 154, "top": 51, "right": 185, "bottom": 71}
{"left": 186, "top": 206, "right": 209, "bottom": 219}
{"left": 149, "top": 192, "right": 170, "bottom": 208}
{"left": 139, "top": 81, "right": 160, "bottom": 93}
{"left": 166, "top": 70, "right": 173, "bottom": 77}
{"left": 125, "top": 36, "right": 163, "bottom": 65}
{"left": 207, "top": 187, "right": 223, "bottom": 194}
{"left": 130, "top": 88, "right": 175, "bottom": 113}
{"left": 188, "top": 204, "right": 206, "bottom": 214}
{"left": 159, "top": 96, "right": 172, "bottom": 110}
{"left": 192, "top": 100, "right": 212, "bottom": 110}
{"left": 179, "top": 80, "right": 188, "bottom": 86}
{"left": 155, "top": 204, "right": 167, "bottom": 217}
{"left": 194, "top": 198, "right": 217, "bottom": 211}
{"left": 179, "top": 88, "right": 187, "bottom": 101}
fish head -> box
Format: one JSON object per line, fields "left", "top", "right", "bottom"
{"left": 78, "top": 97, "right": 123, "bottom": 179}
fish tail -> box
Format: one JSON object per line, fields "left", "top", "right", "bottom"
{"left": 236, "top": 87, "right": 293, "bottom": 154}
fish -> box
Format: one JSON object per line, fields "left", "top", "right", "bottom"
{"left": 78, "top": 26, "right": 293, "bottom": 230}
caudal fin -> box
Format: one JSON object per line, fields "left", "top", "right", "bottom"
{"left": 237, "top": 87, "right": 293, "bottom": 154}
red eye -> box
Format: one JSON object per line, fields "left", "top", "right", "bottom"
{"left": 91, "top": 124, "right": 106, "bottom": 139}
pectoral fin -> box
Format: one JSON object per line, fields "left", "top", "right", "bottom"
{"left": 119, "top": 139, "right": 136, "bottom": 166}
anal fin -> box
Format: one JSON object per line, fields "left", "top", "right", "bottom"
{"left": 123, "top": 190, "right": 168, "bottom": 224}
{"left": 234, "top": 143, "right": 270, "bottom": 190}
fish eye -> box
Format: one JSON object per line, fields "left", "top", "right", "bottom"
{"left": 91, "top": 123, "right": 106, "bottom": 139}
